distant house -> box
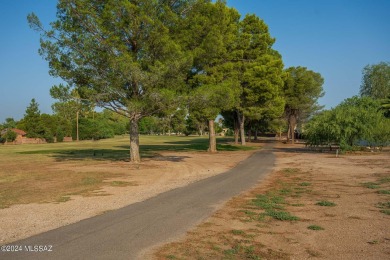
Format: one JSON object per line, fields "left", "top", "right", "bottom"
{"left": 1, "top": 128, "right": 27, "bottom": 144}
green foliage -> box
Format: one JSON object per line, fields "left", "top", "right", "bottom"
{"left": 4, "top": 130, "right": 17, "bottom": 142}
{"left": 305, "top": 96, "right": 390, "bottom": 149}
{"left": 1, "top": 118, "right": 17, "bottom": 130}
{"left": 381, "top": 95, "right": 390, "bottom": 117}
{"left": 307, "top": 225, "right": 324, "bottom": 230}
{"left": 23, "top": 98, "right": 42, "bottom": 138}
{"left": 283, "top": 66, "right": 324, "bottom": 142}
{"left": 233, "top": 14, "right": 286, "bottom": 141}
{"left": 315, "top": 200, "right": 336, "bottom": 207}
{"left": 360, "top": 62, "right": 390, "bottom": 99}
{"left": 28, "top": 0, "right": 193, "bottom": 162}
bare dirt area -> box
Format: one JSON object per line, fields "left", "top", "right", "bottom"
{"left": 0, "top": 150, "right": 254, "bottom": 245}
{"left": 155, "top": 142, "right": 390, "bottom": 260}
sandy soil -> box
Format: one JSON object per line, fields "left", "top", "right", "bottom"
{"left": 154, "top": 142, "right": 390, "bottom": 259}
{"left": 0, "top": 150, "right": 255, "bottom": 245}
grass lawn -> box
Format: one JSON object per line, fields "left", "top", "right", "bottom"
{"left": 0, "top": 135, "right": 253, "bottom": 209}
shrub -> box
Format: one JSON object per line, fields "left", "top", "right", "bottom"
{"left": 4, "top": 130, "right": 17, "bottom": 142}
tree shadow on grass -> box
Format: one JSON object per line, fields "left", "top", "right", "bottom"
{"left": 17, "top": 137, "right": 253, "bottom": 162}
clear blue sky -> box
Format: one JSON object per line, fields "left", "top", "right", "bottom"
{"left": 1, "top": 0, "right": 389, "bottom": 122}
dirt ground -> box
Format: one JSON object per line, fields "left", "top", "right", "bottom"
{"left": 154, "top": 142, "right": 390, "bottom": 260}
{"left": 0, "top": 150, "right": 255, "bottom": 245}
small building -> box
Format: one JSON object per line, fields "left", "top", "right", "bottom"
{"left": 1, "top": 128, "right": 46, "bottom": 144}
{"left": 1, "top": 128, "right": 27, "bottom": 144}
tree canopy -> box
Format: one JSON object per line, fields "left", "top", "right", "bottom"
{"left": 283, "top": 66, "right": 324, "bottom": 143}
{"left": 360, "top": 62, "right": 390, "bottom": 99}
{"left": 305, "top": 96, "right": 390, "bottom": 150}
{"left": 28, "top": 0, "right": 193, "bottom": 162}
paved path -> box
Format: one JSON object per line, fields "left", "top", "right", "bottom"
{"left": 0, "top": 142, "right": 275, "bottom": 260}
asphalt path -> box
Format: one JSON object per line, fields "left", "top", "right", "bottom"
{"left": 0, "top": 142, "right": 275, "bottom": 260}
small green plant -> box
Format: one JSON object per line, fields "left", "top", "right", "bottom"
{"left": 377, "top": 190, "right": 390, "bottom": 194}
{"left": 231, "top": 230, "right": 245, "bottom": 235}
{"left": 81, "top": 177, "right": 100, "bottom": 185}
{"left": 376, "top": 201, "right": 390, "bottom": 209}
{"left": 282, "top": 168, "right": 299, "bottom": 174}
{"left": 367, "top": 240, "right": 379, "bottom": 245}
{"left": 266, "top": 210, "right": 300, "bottom": 221}
{"left": 316, "top": 200, "right": 336, "bottom": 207}
{"left": 307, "top": 225, "right": 324, "bottom": 230}
{"left": 291, "top": 203, "right": 305, "bottom": 207}
{"left": 299, "top": 182, "right": 311, "bottom": 186}
{"left": 379, "top": 177, "right": 390, "bottom": 184}
{"left": 361, "top": 182, "right": 380, "bottom": 189}
{"left": 252, "top": 194, "right": 285, "bottom": 210}
{"left": 380, "top": 209, "right": 390, "bottom": 215}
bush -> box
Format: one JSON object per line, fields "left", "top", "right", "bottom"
{"left": 4, "top": 130, "right": 17, "bottom": 142}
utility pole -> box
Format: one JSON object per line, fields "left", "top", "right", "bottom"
{"left": 76, "top": 110, "right": 79, "bottom": 141}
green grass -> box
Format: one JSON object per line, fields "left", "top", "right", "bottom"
{"left": 231, "top": 230, "right": 245, "bottom": 236}
{"left": 264, "top": 210, "right": 300, "bottom": 221}
{"left": 307, "top": 225, "right": 324, "bottom": 230}
{"left": 380, "top": 209, "right": 390, "bottom": 215}
{"left": 299, "top": 182, "right": 311, "bottom": 186}
{"left": 252, "top": 194, "right": 286, "bottom": 210}
{"left": 378, "top": 177, "right": 390, "bottom": 184}
{"left": 315, "top": 200, "right": 337, "bottom": 207}
{"left": 376, "top": 201, "right": 390, "bottom": 215}
{"left": 361, "top": 182, "right": 381, "bottom": 189}
{"left": 377, "top": 190, "right": 390, "bottom": 195}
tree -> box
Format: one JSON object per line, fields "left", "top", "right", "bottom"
{"left": 50, "top": 84, "right": 93, "bottom": 141}
{"left": 4, "top": 130, "right": 17, "bottom": 142}
{"left": 380, "top": 95, "right": 390, "bottom": 118}
{"left": 360, "top": 62, "right": 390, "bottom": 99}
{"left": 283, "top": 66, "right": 324, "bottom": 144}
{"left": 305, "top": 96, "right": 390, "bottom": 150}
{"left": 28, "top": 0, "right": 192, "bottom": 163}
{"left": 232, "top": 14, "right": 285, "bottom": 145}
{"left": 23, "top": 99, "right": 42, "bottom": 138}
{"left": 180, "top": 0, "right": 240, "bottom": 152}
{"left": 1, "top": 118, "right": 17, "bottom": 130}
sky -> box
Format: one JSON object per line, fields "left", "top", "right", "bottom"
{"left": 0, "top": 0, "right": 389, "bottom": 122}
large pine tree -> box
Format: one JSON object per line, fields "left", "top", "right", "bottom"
{"left": 28, "top": 0, "right": 193, "bottom": 162}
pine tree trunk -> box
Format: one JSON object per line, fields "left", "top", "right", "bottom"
{"left": 130, "top": 117, "right": 141, "bottom": 163}
{"left": 208, "top": 119, "right": 217, "bottom": 153}
{"left": 289, "top": 113, "right": 296, "bottom": 144}
{"left": 237, "top": 111, "right": 246, "bottom": 146}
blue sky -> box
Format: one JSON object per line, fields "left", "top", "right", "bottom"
{"left": 0, "top": 0, "right": 389, "bottom": 122}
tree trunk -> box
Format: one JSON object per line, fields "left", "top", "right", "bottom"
{"left": 247, "top": 129, "right": 252, "bottom": 143}
{"left": 234, "top": 115, "right": 239, "bottom": 144}
{"left": 254, "top": 129, "right": 258, "bottom": 141}
{"left": 289, "top": 113, "right": 297, "bottom": 144}
{"left": 130, "top": 117, "right": 141, "bottom": 163}
{"left": 237, "top": 111, "right": 246, "bottom": 146}
{"left": 208, "top": 119, "right": 217, "bottom": 153}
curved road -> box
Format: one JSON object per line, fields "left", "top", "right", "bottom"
{"left": 1, "top": 142, "right": 275, "bottom": 260}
